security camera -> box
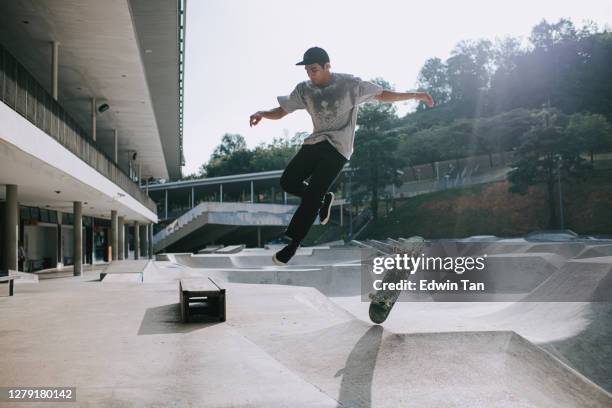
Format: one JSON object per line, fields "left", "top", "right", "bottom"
{"left": 98, "top": 103, "right": 110, "bottom": 113}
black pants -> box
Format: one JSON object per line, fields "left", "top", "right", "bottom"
{"left": 280, "top": 140, "right": 348, "bottom": 242}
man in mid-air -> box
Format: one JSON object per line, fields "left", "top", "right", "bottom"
{"left": 249, "top": 47, "right": 434, "bottom": 265}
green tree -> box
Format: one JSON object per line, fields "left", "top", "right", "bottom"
{"left": 250, "top": 134, "right": 301, "bottom": 172}
{"left": 529, "top": 18, "right": 578, "bottom": 51}
{"left": 446, "top": 39, "right": 494, "bottom": 116}
{"left": 416, "top": 57, "right": 451, "bottom": 109}
{"left": 203, "top": 133, "right": 253, "bottom": 177}
{"left": 211, "top": 133, "right": 247, "bottom": 160}
{"left": 567, "top": 113, "right": 612, "bottom": 163}
{"left": 352, "top": 78, "right": 403, "bottom": 220}
{"left": 508, "top": 108, "right": 592, "bottom": 228}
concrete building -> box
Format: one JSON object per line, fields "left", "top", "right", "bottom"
{"left": 0, "top": 0, "right": 186, "bottom": 274}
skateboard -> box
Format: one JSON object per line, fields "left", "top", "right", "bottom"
{"left": 368, "top": 236, "right": 426, "bottom": 324}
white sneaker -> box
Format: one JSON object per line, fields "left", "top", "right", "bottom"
{"left": 319, "top": 192, "right": 335, "bottom": 225}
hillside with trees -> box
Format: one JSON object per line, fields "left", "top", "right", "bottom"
{"left": 183, "top": 18, "right": 612, "bottom": 235}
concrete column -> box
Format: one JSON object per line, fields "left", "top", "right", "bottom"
{"left": 51, "top": 41, "right": 59, "bottom": 100}
{"left": 142, "top": 224, "right": 149, "bottom": 258}
{"left": 148, "top": 224, "right": 153, "bottom": 259}
{"left": 340, "top": 203, "right": 343, "bottom": 226}
{"left": 113, "top": 129, "right": 118, "bottom": 163}
{"left": 91, "top": 217, "right": 96, "bottom": 264}
{"left": 57, "top": 212, "right": 63, "bottom": 268}
{"left": 2, "top": 185, "right": 18, "bottom": 274}
{"left": 111, "top": 210, "right": 118, "bottom": 261}
{"left": 257, "top": 226, "right": 261, "bottom": 248}
{"left": 220, "top": 184, "right": 223, "bottom": 203}
{"left": 191, "top": 187, "right": 195, "bottom": 208}
{"left": 73, "top": 201, "right": 82, "bottom": 276}
{"left": 134, "top": 222, "right": 140, "bottom": 260}
{"left": 91, "top": 97, "right": 97, "bottom": 142}
{"left": 124, "top": 224, "right": 129, "bottom": 260}
{"left": 138, "top": 163, "right": 141, "bottom": 187}
{"left": 117, "top": 216, "right": 125, "bottom": 260}
{"left": 250, "top": 181, "right": 254, "bottom": 203}
{"left": 284, "top": 192, "right": 287, "bottom": 204}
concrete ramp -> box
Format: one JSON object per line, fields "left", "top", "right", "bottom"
{"left": 525, "top": 242, "right": 586, "bottom": 258}
{"left": 10, "top": 270, "right": 38, "bottom": 283}
{"left": 224, "top": 282, "right": 611, "bottom": 407}
{"left": 525, "top": 257, "right": 612, "bottom": 302}
{"left": 173, "top": 254, "right": 234, "bottom": 268}
{"left": 577, "top": 244, "right": 612, "bottom": 259}
{"left": 267, "top": 327, "right": 611, "bottom": 407}
{"left": 159, "top": 240, "right": 612, "bottom": 401}
{"left": 100, "top": 260, "right": 149, "bottom": 282}
{"left": 214, "top": 264, "right": 362, "bottom": 297}
{"left": 102, "top": 273, "right": 143, "bottom": 283}
{"left": 171, "top": 248, "right": 362, "bottom": 269}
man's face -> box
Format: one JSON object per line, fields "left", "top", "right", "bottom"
{"left": 305, "top": 63, "right": 330, "bottom": 85}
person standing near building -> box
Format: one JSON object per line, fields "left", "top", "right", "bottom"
{"left": 249, "top": 47, "right": 434, "bottom": 265}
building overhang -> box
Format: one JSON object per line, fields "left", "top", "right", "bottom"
{"left": 0, "top": 0, "right": 183, "bottom": 180}
{"left": 0, "top": 102, "right": 157, "bottom": 223}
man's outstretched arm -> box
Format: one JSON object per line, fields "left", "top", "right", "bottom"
{"left": 374, "top": 91, "right": 434, "bottom": 107}
{"left": 249, "top": 107, "right": 288, "bottom": 127}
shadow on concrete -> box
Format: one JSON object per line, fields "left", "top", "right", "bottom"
{"left": 336, "top": 325, "right": 383, "bottom": 408}
{"left": 138, "top": 303, "right": 221, "bottom": 335}
{"left": 543, "top": 302, "right": 612, "bottom": 393}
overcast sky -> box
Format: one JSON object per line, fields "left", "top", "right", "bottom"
{"left": 181, "top": 0, "right": 612, "bottom": 175}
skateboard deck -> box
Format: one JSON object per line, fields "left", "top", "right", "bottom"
{"left": 368, "top": 236, "right": 426, "bottom": 324}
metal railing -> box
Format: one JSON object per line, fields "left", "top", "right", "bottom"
{"left": 0, "top": 44, "right": 157, "bottom": 214}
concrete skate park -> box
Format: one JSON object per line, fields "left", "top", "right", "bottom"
{"left": 1, "top": 235, "right": 611, "bottom": 407}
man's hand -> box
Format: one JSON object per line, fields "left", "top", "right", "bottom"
{"left": 249, "top": 107, "right": 287, "bottom": 127}
{"left": 249, "top": 111, "right": 263, "bottom": 127}
{"left": 419, "top": 93, "right": 434, "bottom": 108}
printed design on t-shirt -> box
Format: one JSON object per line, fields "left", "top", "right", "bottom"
{"left": 306, "top": 81, "right": 352, "bottom": 128}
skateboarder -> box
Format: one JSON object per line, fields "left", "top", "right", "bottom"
{"left": 249, "top": 47, "right": 434, "bottom": 265}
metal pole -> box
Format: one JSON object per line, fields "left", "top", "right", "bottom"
{"left": 250, "top": 181, "right": 254, "bottom": 203}
{"left": 348, "top": 173, "right": 353, "bottom": 240}
{"left": 51, "top": 41, "right": 59, "bottom": 100}
{"left": 191, "top": 186, "right": 195, "bottom": 208}
{"left": 558, "top": 156, "right": 564, "bottom": 229}
{"left": 165, "top": 189, "right": 168, "bottom": 219}
{"left": 220, "top": 184, "right": 223, "bottom": 203}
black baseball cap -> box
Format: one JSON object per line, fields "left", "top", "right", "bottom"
{"left": 296, "top": 47, "right": 330, "bottom": 66}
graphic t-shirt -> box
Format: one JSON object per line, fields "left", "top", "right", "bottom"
{"left": 277, "top": 73, "right": 384, "bottom": 160}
